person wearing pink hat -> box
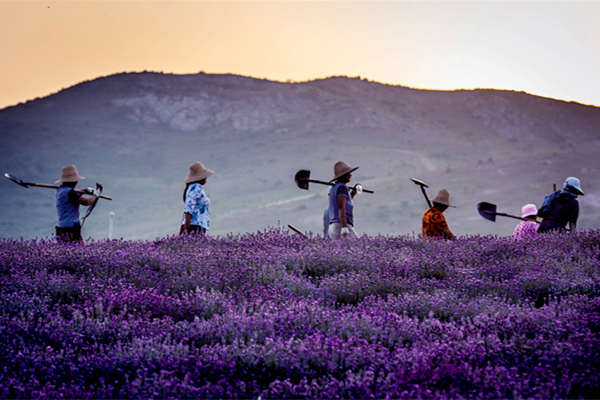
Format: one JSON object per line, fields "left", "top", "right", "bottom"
{"left": 513, "top": 203, "right": 539, "bottom": 240}
{"left": 180, "top": 161, "right": 214, "bottom": 235}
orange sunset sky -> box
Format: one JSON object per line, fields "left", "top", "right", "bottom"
{"left": 1, "top": 1, "right": 599, "bottom": 109}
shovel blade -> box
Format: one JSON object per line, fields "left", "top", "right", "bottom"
{"left": 477, "top": 202, "right": 498, "bottom": 222}
{"left": 410, "top": 177, "right": 429, "bottom": 188}
{"left": 295, "top": 170, "right": 311, "bottom": 190}
{"left": 4, "top": 173, "right": 29, "bottom": 188}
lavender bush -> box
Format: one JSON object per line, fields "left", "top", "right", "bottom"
{"left": 1, "top": 229, "right": 599, "bottom": 399}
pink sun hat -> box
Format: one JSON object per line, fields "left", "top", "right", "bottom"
{"left": 521, "top": 203, "right": 538, "bottom": 218}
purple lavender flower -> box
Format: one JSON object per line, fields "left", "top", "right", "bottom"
{"left": 0, "top": 229, "right": 598, "bottom": 398}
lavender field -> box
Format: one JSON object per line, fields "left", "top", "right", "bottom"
{"left": 1, "top": 229, "right": 599, "bottom": 399}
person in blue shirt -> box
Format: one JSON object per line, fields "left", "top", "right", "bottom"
{"left": 327, "top": 161, "right": 359, "bottom": 239}
{"left": 180, "top": 161, "right": 214, "bottom": 235}
{"left": 538, "top": 176, "right": 584, "bottom": 233}
{"left": 55, "top": 165, "right": 101, "bottom": 242}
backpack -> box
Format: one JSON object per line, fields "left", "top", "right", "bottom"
{"left": 538, "top": 190, "right": 561, "bottom": 218}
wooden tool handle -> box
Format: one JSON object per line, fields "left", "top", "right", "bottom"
{"left": 496, "top": 212, "right": 540, "bottom": 224}
{"left": 8, "top": 176, "right": 113, "bottom": 200}
{"left": 72, "top": 189, "right": 112, "bottom": 200}
{"left": 32, "top": 183, "right": 60, "bottom": 189}
{"left": 308, "top": 179, "right": 334, "bottom": 186}
{"left": 307, "top": 179, "right": 375, "bottom": 194}
{"left": 287, "top": 224, "right": 308, "bottom": 238}
{"left": 421, "top": 186, "right": 432, "bottom": 208}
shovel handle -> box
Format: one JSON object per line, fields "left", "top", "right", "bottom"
{"left": 22, "top": 182, "right": 112, "bottom": 200}
{"left": 307, "top": 179, "right": 334, "bottom": 186}
{"left": 6, "top": 174, "right": 113, "bottom": 200}
{"left": 28, "top": 183, "right": 59, "bottom": 189}
{"left": 496, "top": 212, "right": 540, "bottom": 224}
{"left": 287, "top": 224, "right": 308, "bottom": 239}
{"left": 304, "top": 179, "right": 374, "bottom": 194}
{"left": 420, "top": 186, "right": 432, "bottom": 208}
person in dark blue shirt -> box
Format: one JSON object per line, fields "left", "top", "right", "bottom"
{"left": 55, "top": 165, "right": 101, "bottom": 242}
{"left": 538, "top": 177, "right": 584, "bottom": 233}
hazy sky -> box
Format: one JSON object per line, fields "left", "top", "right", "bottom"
{"left": 1, "top": 1, "right": 599, "bottom": 108}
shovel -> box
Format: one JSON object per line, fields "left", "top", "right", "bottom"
{"left": 4, "top": 173, "right": 113, "bottom": 200}
{"left": 294, "top": 170, "right": 374, "bottom": 194}
{"left": 477, "top": 202, "right": 539, "bottom": 223}
{"left": 287, "top": 224, "right": 308, "bottom": 239}
{"left": 410, "top": 177, "right": 432, "bottom": 208}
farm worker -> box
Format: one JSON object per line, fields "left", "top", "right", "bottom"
{"left": 328, "top": 161, "right": 358, "bottom": 239}
{"left": 181, "top": 161, "right": 214, "bottom": 235}
{"left": 538, "top": 177, "right": 583, "bottom": 233}
{"left": 55, "top": 165, "right": 102, "bottom": 242}
{"left": 512, "top": 203, "right": 539, "bottom": 240}
{"left": 422, "top": 189, "right": 456, "bottom": 240}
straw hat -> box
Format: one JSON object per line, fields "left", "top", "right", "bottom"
{"left": 184, "top": 161, "right": 214, "bottom": 184}
{"left": 55, "top": 165, "right": 86, "bottom": 184}
{"left": 521, "top": 203, "right": 538, "bottom": 218}
{"left": 432, "top": 189, "right": 455, "bottom": 207}
{"left": 330, "top": 161, "right": 359, "bottom": 182}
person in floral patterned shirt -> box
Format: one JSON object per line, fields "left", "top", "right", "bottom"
{"left": 512, "top": 203, "right": 539, "bottom": 240}
{"left": 180, "top": 161, "right": 214, "bottom": 235}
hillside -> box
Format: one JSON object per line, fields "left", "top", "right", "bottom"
{"left": 1, "top": 72, "right": 599, "bottom": 239}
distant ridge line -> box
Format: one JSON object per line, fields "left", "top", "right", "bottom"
{"left": 2, "top": 71, "right": 599, "bottom": 111}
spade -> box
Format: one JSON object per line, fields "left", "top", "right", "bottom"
{"left": 410, "top": 177, "right": 432, "bottom": 208}
{"left": 294, "top": 170, "right": 374, "bottom": 194}
{"left": 477, "top": 202, "right": 538, "bottom": 223}
{"left": 4, "top": 173, "right": 112, "bottom": 200}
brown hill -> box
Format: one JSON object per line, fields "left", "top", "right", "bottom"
{"left": 1, "top": 72, "right": 599, "bottom": 239}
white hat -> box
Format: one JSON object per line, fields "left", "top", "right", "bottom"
{"left": 563, "top": 177, "right": 584, "bottom": 195}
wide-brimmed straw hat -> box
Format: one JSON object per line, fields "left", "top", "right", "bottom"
{"left": 330, "top": 161, "right": 359, "bottom": 183}
{"left": 55, "top": 165, "right": 86, "bottom": 184}
{"left": 521, "top": 203, "right": 538, "bottom": 218}
{"left": 432, "top": 189, "right": 455, "bottom": 207}
{"left": 185, "top": 161, "right": 214, "bottom": 184}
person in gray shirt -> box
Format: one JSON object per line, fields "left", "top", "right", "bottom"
{"left": 327, "top": 161, "right": 358, "bottom": 239}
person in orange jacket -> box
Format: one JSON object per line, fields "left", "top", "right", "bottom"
{"left": 422, "top": 189, "right": 456, "bottom": 240}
